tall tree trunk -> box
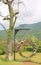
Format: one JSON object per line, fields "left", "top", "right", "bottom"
{"left": 6, "top": 2, "right": 14, "bottom": 61}
{"left": 6, "top": 30, "right": 12, "bottom": 60}
{"left": 7, "top": 38, "right": 12, "bottom": 60}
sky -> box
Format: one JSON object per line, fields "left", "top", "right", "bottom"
{"left": 0, "top": 0, "right": 41, "bottom": 30}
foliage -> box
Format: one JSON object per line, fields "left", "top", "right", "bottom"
{"left": 0, "top": 41, "right": 7, "bottom": 55}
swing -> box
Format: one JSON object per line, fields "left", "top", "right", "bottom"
{"left": 17, "top": 39, "right": 37, "bottom": 58}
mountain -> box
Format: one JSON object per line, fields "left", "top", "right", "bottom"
{"left": 15, "top": 22, "right": 41, "bottom": 40}
{"left": 0, "top": 22, "right": 41, "bottom": 40}
{"left": 16, "top": 22, "right": 41, "bottom": 31}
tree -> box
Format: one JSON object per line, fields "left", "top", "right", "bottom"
{"left": 0, "top": 0, "right": 25, "bottom": 61}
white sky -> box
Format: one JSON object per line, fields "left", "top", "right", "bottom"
{"left": 0, "top": 0, "right": 41, "bottom": 29}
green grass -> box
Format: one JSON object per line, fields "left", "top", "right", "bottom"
{"left": 0, "top": 52, "right": 41, "bottom": 65}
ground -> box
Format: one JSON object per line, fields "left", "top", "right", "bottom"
{"left": 0, "top": 52, "right": 41, "bottom": 65}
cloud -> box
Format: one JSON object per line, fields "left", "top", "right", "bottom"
{"left": 0, "top": 2, "right": 9, "bottom": 16}
{"left": 15, "top": 0, "right": 41, "bottom": 27}
{"left": 0, "top": 0, "right": 41, "bottom": 29}
{"left": 0, "top": 2, "right": 9, "bottom": 30}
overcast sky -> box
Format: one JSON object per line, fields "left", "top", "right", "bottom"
{"left": 0, "top": 0, "right": 41, "bottom": 30}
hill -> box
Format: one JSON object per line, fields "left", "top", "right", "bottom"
{"left": 15, "top": 22, "right": 41, "bottom": 40}
{"left": 0, "top": 22, "right": 41, "bottom": 40}
{"left": 16, "top": 22, "right": 41, "bottom": 31}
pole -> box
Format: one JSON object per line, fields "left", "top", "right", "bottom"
{"left": 14, "top": 30, "right": 16, "bottom": 60}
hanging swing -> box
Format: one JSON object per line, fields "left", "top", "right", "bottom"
{"left": 17, "top": 39, "right": 37, "bottom": 58}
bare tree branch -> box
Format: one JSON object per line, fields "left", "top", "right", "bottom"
{"left": 0, "top": 22, "right": 8, "bottom": 33}
{"left": 0, "top": 13, "right": 10, "bottom": 20}
{"left": 12, "top": 0, "right": 26, "bottom": 13}
{"left": 14, "top": 11, "right": 19, "bottom": 16}
{"left": 12, "top": 0, "right": 25, "bottom": 7}
{"left": 2, "top": 0, "right": 7, "bottom": 4}
{"left": 14, "top": 16, "right": 17, "bottom": 24}
{"left": 3, "top": 15, "right": 10, "bottom": 20}
{"left": 2, "top": 0, "right": 14, "bottom": 4}
{"left": 11, "top": 16, "right": 17, "bottom": 29}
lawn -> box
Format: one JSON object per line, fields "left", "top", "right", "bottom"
{"left": 0, "top": 52, "right": 41, "bottom": 65}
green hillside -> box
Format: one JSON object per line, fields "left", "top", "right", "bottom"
{"left": 15, "top": 22, "right": 41, "bottom": 41}
{"left": 0, "top": 22, "right": 41, "bottom": 41}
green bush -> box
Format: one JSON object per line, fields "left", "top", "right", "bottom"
{"left": 37, "top": 48, "right": 41, "bottom": 52}
{"left": 0, "top": 49, "right": 3, "bottom": 55}
{"left": 0, "top": 49, "right": 5, "bottom": 55}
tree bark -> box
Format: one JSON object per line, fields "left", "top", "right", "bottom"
{"left": 7, "top": 39, "right": 12, "bottom": 60}
{"left": 6, "top": 2, "right": 14, "bottom": 61}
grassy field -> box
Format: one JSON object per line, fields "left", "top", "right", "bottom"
{"left": 0, "top": 52, "right": 41, "bottom": 65}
